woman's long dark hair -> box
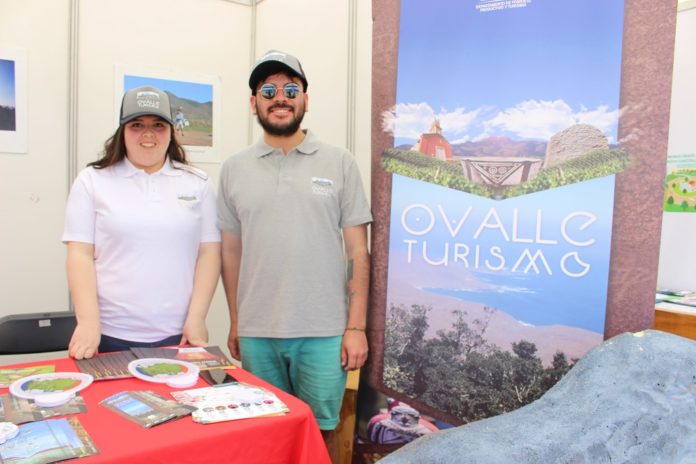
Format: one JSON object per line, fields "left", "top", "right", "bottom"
{"left": 87, "top": 122, "right": 188, "bottom": 169}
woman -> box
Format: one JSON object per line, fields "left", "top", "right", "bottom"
{"left": 63, "top": 86, "right": 221, "bottom": 359}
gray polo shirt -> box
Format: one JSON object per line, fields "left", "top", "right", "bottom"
{"left": 217, "top": 130, "right": 372, "bottom": 338}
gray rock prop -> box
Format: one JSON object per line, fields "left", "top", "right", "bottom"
{"left": 378, "top": 330, "right": 696, "bottom": 464}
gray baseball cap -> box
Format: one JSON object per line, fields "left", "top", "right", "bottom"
{"left": 119, "top": 86, "right": 173, "bottom": 125}
{"left": 249, "top": 50, "right": 308, "bottom": 93}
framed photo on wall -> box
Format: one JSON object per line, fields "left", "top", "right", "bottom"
{"left": 0, "top": 46, "right": 27, "bottom": 154}
{"left": 115, "top": 66, "right": 221, "bottom": 163}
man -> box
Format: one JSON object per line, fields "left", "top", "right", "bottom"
{"left": 217, "top": 50, "right": 372, "bottom": 461}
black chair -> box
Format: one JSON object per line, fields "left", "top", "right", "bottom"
{"left": 0, "top": 311, "right": 76, "bottom": 355}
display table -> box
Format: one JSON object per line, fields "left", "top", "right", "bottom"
{"left": 654, "top": 301, "right": 696, "bottom": 341}
{"left": 0, "top": 356, "right": 330, "bottom": 463}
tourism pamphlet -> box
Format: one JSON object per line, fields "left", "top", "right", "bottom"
{"left": 100, "top": 390, "right": 195, "bottom": 428}
{"left": 171, "top": 382, "right": 289, "bottom": 424}
{"left": 0, "top": 417, "right": 98, "bottom": 463}
{"left": 0, "top": 366, "right": 55, "bottom": 389}
{"left": 656, "top": 289, "right": 696, "bottom": 307}
{"left": 130, "top": 346, "right": 237, "bottom": 371}
{"left": 75, "top": 346, "right": 236, "bottom": 380}
{"left": 0, "top": 393, "right": 87, "bottom": 424}
{"left": 75, "top": 350, "right": 138, "bottom": 380}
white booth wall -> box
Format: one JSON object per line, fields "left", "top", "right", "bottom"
{"left": 0, "top": 0, "right": 372, "bottom": 363}
{"left": 656, "top": 2, "right": 696, "bottom": 291}
{"left": 1, "top": 0, "right": 71, "bottom": 323}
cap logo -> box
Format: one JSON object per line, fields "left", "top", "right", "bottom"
{"left": 261, "top": 51, "right": 287, "bottom": 61}
{"left": 137, "top": 90, "right": 160, "bottom": 98}
{"left": 136, "top": 90, "right": 161, "bottom": 109}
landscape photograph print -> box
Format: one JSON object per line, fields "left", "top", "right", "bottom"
{"left": 0, "top": 58, "right": 16, "bottom": 132}
{"left": 0, "top": 47, "right": 27, "bottom": 153}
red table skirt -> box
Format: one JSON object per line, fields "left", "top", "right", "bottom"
{"left": 1, "top": 356, "right": 331, "bottom": 464}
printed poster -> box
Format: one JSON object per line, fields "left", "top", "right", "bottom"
{"left": 0, "top": 47, "right": 27, "bottom": 153}
{"left": 663, "top": 152, "right": 696, "bottom": 213}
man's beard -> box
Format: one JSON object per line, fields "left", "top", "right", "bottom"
{"left": 256, "top": 102, "right": 305, "bottom": 136}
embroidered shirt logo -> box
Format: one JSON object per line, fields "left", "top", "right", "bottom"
{"left": 311, "top": 177, "right": 334, "bottom": 197}
{"left": 177, "top": 193, "right": 199, "bottom": 208}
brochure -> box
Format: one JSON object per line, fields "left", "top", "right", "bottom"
{"left": 656, "top": 289, "right": 696, "bottom": 307}
{"left": 100, "top": 390, "right": 195, "bottom": 428}
{"left": 0, "top": 366, "right": 55, "bottom": 389}
{"left": 74, "top": 350, "right": 138, "bottom": 380}
{"left": 0, "top": 417, "right": 98, "bottom": 463}
{"left": 130, "top": 346, "right": 237, "bottom": 371}
{"left": 171, "top": 382, "right": 289, "bottom": 424}
{"left": 75, "top": 346, "right": 237, "bottom": 381}
{"left": 0, "top": 393, "right": 87, "bottom": 425}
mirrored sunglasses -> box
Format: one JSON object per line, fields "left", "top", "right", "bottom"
{"left": 258, "top": 83, "right": 302, "bottom": 100}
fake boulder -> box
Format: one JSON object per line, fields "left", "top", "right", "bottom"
{"left": 378, "top": 330, "right": 696, "bottom": 464}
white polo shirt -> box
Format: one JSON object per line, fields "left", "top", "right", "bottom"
{"left": 63, "top": 158, "right": 220, "bottom": 342}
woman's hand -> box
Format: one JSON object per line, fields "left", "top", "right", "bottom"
{"left": 68, "top": 321, "right": 101, "bottom": 359}
{"left": 181, "top": 318, "right": 209, "bottom": 347}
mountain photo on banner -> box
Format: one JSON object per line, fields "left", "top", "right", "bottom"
{"left": 379, "top": 0, "right": 626, "bottom": 426}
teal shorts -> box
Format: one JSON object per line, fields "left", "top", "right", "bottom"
{"left": 239, "top": 336, "right": 347, "bottom": 430}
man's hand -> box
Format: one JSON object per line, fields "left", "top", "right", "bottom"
{"left": 341, "top": 330, "right": 368, "bottom": 371}
{"left": 227, "top": 326, "right": 241, "bottom": 361}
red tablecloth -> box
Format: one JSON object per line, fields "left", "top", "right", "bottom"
{"left": 1, "top": 357, "right": 331, "bottom": 464}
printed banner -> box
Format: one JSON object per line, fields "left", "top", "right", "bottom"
{"left": 356, "top": 1, "right": 632, "bottom": 460}
{"left": 385, "top": 0, "right": 625, "bottom": 416}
